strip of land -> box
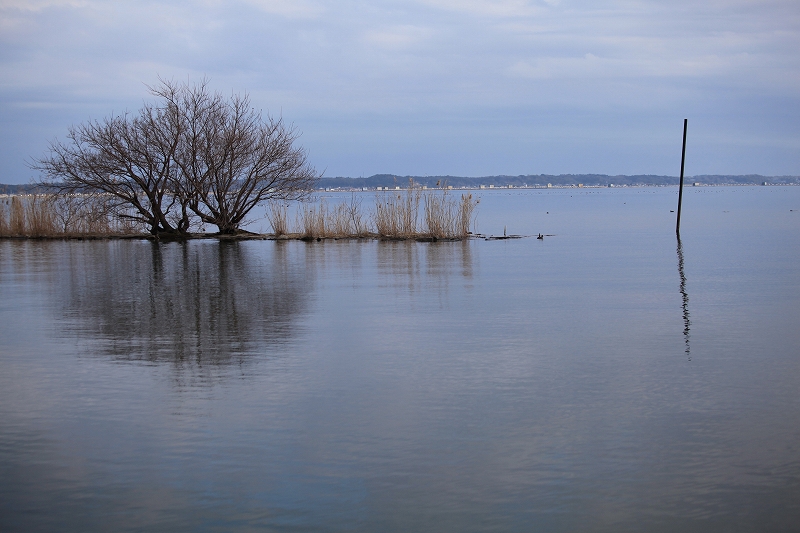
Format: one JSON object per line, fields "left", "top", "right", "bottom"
{"left": 316, "top": 174, "right": 799, "bottom": 190}
{"left": 3, "top": 174, "right": 799, "bottom": 195}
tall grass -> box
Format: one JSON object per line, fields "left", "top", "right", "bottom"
{"left": 373, "top": 187, "right": 421, "bottom": 237}
{"left": 0, "top": 194, "right": 143, "bottom": 237}
{"left": 458, "top": 193, "right": 479, "bottom": 237}
{"left": 293, "top": 195, "right": 372, "bottom": 238}
{"left": 26, "top": 195, "right": 57, "bottom": 236}
{"left": 422, "top": 190, "right": 478, "bottom": 239}
{"left": 9, "top": 196, "right": 26, "bottom": 235}
{"left": 299, "top": 199, "right": 327, "bottom": 238}
{"left": 267, "top": 200, "right": 288, "bottom": 236}
{"left": 1, "top": 190, "right": 480, "bottom": 240}
{"left": 0, "top": 201, "right": 6, "bottom": 236}
{"left": 267, "top": 188, "right": 479, "bottom": 240}
{"left": 335, "top": 194, "right": 368, "bottom": 236}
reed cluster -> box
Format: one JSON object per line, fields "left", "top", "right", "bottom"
{"left": 299, "top": 200, "right": 327, "bottom": 239}
{"left": 292, "top": 195, "right": 371, "bottom": 239}
{"left": 0, "top": 194, "right": 142, "bottom": 237}
{"left": 266, "top": 200, "right": 289, "bottom": 236}
{"left": 2, "top": 188, "right": 480, "bottom": 240}
{"left": 374, "top": 188, "right": 421, "bottom": 237}
{"left": 330, "top": 195, "right": 369, "bottom": 237}
{"left": 375, "top": 187, "right": 477, "bottom": 239}
{"left": 266, "top": 188, "right": 479, "bottom": 240}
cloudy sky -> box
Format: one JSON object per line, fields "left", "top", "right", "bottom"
{"left": 1, "top": 0, "right": 798, "bottom": 183}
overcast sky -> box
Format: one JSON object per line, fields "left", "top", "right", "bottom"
{"left": 1, "top": 0, "right": 798, "bottom": 183}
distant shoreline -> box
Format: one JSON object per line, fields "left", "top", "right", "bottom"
{"left": 314, "top": 174, "right": 800, "bottom": 191}
{"left": 2, "top": 175, "right": 798, "bottom": 195}
{"left": 315, "top": 182, "right": 798, "bottom": 192}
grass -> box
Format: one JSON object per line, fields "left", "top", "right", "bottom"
{"left": 266, "top": 200, "right": 289, "bottom": 236}
{"left": 0, "top": 194, "right": 143, "bottom": 237}
{"left": 1, "top": 187, "right": 481, "bottom": 241}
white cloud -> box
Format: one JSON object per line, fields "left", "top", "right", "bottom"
{"left": 415, "top": 0, "right": 545, "bottom": 17}
{"left": 0, "top": 0, "right": 88, "bottom": 10}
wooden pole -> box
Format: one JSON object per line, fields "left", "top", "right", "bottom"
{"left": 676, "top": 118, "right": 687, "bottom": 234}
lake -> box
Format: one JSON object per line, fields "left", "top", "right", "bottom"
{"left": 1, "top": 186, "right": 799, "bottom": 532}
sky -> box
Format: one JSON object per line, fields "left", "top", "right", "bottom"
{"left": 1, "top": 0, "right": 798, "bottom": 183}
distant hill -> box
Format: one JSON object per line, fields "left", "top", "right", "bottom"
{"left": 0, "top": 183, "right": 39, "bottom": 194}
{"left": 319, "top": 174, "right": 800, "bottom": 189}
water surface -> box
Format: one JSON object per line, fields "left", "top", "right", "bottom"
{"left": 1, "top": 186, "right": 799, "bottom": 532}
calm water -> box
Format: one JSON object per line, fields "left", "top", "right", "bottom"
{"left": 1, "top": 187, "right": 799, "bottom": 532}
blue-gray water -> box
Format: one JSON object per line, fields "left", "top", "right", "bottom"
{"left": 1, "top": 187, "right": 799, "bottom": 532}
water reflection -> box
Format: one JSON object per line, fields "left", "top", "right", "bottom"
{"left": 57, "top": 240, "right": 311, "bottom": 368}
{"left": 376, "top": 240, "right": 474, "bottom": 296}
{"left": 676, "top": 236, "right": 691, "bottom": 360}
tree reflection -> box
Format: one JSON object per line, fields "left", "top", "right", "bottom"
{"left": 59, "top": 240, "right": 312, "bottom": 369}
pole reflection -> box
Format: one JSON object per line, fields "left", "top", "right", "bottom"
{"left": 676, "top": 236, "right": 691, "bottom": 360}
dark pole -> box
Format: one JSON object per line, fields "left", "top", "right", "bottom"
{"left": 676, "top": 118, "right": 688, "bottom": 234}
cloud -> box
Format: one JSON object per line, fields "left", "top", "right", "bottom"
{"left": 506, "top": 52, "right": 754, "bottom": 81}
{"left": 0, "top": 0, "right": 88, "bottom": 11}
{"left": 415, "top": 0, "right": 545, "bottom": 17}
{"left": 0, "top": 0, "right": 798, "bottom": 180}
{"left": 363, "top": 25, "right": 433, "bottom": 50}
{"left": 240, "top": 0, "right": 324, "bottom": 18}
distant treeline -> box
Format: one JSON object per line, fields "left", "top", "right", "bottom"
{"left": 3, "top": 174, "right": 798, "bottom": 194}
{"left": 319, "top": 174, "right": 800, "bottom": 189}
{"left": 0, "top": 184, "right": 36, "bottom": 194}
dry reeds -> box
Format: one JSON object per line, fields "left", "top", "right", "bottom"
{"left": 267, "top": 200, "right": 288, "bottom": 236}
{"left": 373, "top": 187, "right": 421, "bottom": 237}
{"left": 10, "top": 196, "right": 26, "bottom": 235}
{"left": 299, "top": 199, "right": 327, "bottom": 238}
{"left": 0, "top": 189, "right": 480, "bottom": 240}
{"left": 458, "top": 193, "right": 478, "bottom": 237}
{"left": 332, "top": 194, "right": 368, "bottom": 237}
{"left": 0, "top": 193, "right": 143, "bottom": 237}
{"left": 285, "top": 187, "right": 478, "bottom": 240}
{"left": 423, "top": 191, "right": 479, "bottom": 239}
{"left": 0, "top": 201, "right": 6, "bottom": 236}
{"left": 296, "top": 194, "right": 371, "bottom": 238}
{"left": 26, "top": 195, "right": 57, "bottom": 236}
{"left": 328, "top": 203, "right": 353, "bottom": 236}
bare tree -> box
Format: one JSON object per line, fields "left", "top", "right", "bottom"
{"left": 33, "top": 83, "right": 191, "bottom": 235}
{"left": 34, "top": 79, "right": 318, "bottom": 236}
{"left": 172, "top": 84, "right": 318, "bottom": 234}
